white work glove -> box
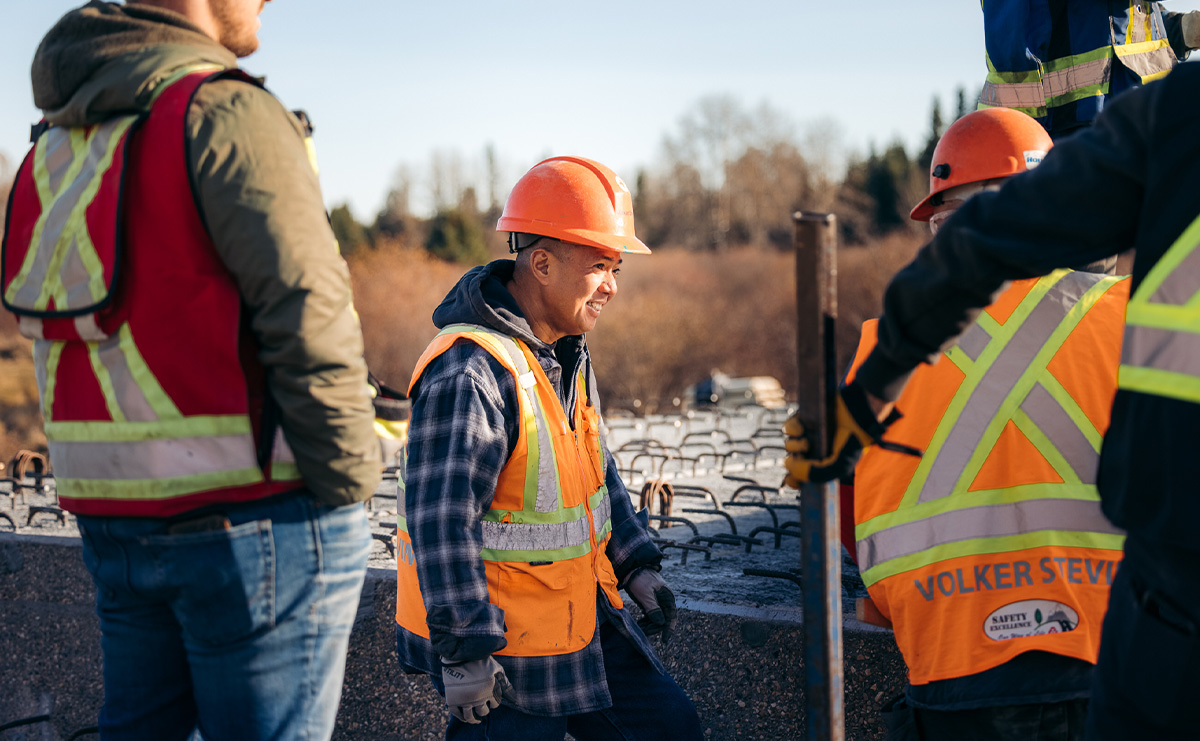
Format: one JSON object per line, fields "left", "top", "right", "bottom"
{"left": 441, "top": 656, "right": 511, "bottom": 724}
{"left": 1185, "top": 10, "right": 1200, "bottom": 49}
{"left": 626, "top": 566, "right": 678, "bottom": 643}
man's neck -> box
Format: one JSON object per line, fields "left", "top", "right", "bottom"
{"left": 505, "top": 274, "right": 560, "bottom": 345}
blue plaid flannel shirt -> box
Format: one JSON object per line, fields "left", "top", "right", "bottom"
{"left": 395, "top": 334, "right": 665, "bottom": 717}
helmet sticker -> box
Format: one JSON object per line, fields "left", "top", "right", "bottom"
{"left": 984, "top": 600, "right": 1078, "bottom": 641}
{"left": 1024, "top": 150, "right": 1047, "bottom": 169}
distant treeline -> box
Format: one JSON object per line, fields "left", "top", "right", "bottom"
{"left": 330, "top": 88, "right": 977, "bottom": 259}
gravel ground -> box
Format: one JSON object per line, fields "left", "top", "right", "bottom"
{"left": 1, "top": 407, "right": 903, "bottom": 739}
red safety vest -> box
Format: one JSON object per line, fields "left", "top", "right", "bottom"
{"left": 395, "top": 325, "right": 623, "bottom": 657}
{"left": 849, "top": 271, "right": 1128, "bottom": 684}
{"left": 1, "top": 67, "right": 302, "bottom": 517}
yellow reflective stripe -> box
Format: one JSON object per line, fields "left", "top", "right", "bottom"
{"left": 1113, "top": 38, "right": 1171, "bottom": 58}
{"left": 114, "top": 323, "right": 180, "bottom": 419}
{"left": 1128, "top": 213, "right": 1200, "bottom": 310}
{"left": 1124, "top": 304, "right": 1200, "bottom": 332}
{"left": 858, "top": 496, "right": 1122, "bottom": 579}
{"left": 1011, "top": 409, "right": 1083, "bottom": 485}
{"left": 45, "top": 414, "right": 252, "bottom": 442}
{"left": 861, "top": 529, "right": 1125, "bottom": 586}
{"left": 950, "top": 275, "right": 1118, "bottom": 497}
{"left": 4, "top": 129, "right": 89, "bottom": 305}
{"left": 304, "top": 138, "right": 319, "bottom": 176}
{"left": 985, "top": 53, "right": 1043, "bottom": 84}
{"left": 87, "top": 342, "right": 126, "bottom": 423}
{"left": 857, "top": 478, "right": 1105, "bottom": 541}
{"left": 271, "top": 461, "right": 302, "bottom": 481}
{"left": 374, "top": 418, "right": 407, "bottom": 440}
{"left": 147, "top": 64, "right": 225, "bottom": 104}
{"left": 32, "top": 119, "right": 136, "bottom": 312}
{"left": 58, "top": 467, "right": 264, "bottom": 501}
{"left": 1125, "top": 1, "right": 1151, "bottom": 44}
{"left": 1043, "top": 45, "right": 1112, "bottom": 72}
{"left": 1118, "top": 365, "right": 1200, "bottom": 405}
{"left": 903, "top": 277, "right": 1061, "bottom": 506}
{"left": 39, "top": 340, "right": 65, "bottom": 422}
{"left": 1038, "top": 370, "right": 1103, "bottom": 451}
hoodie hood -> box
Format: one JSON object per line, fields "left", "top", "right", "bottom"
{"left": 31, "top": 0, "right": 236, "bottom": 126}
{"left": 431, "top": 260, "right": 547, "bottom": 350}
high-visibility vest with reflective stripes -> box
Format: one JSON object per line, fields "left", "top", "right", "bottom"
{"left": 849, "top": 270, "right": 1129, "bottom": 684}
{"left": 979, "top": 1, "right": 1176, "bottom": 133}
{"left": 1120, "top": 212, "right": 1200, "bottom": 403}
{"left": 0, "top": 68, "right": 303, "bottom": 517}
{"left": 395, "top": 325, "right": 623, "bottom": 657}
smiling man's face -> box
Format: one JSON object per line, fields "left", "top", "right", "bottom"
{"left": 541, "top": 241, "right": 622, "bottom": 340}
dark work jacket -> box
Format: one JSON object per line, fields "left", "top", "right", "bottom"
{"left": 856, "top": 64, "right": 1200, "bottom": 603}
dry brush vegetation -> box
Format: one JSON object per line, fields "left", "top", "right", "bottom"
{"left": 0, "top": 234, "right": 924, "bottom": 462}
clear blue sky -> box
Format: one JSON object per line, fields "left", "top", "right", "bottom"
{"left": 4, "top": 1, "right": 1199, "bottom": 221}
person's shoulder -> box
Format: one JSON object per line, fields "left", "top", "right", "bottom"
{"left": 414, "top": 337, "right": 515, "bottom": 399}
{"left": 187, "top": 73, "right": 303, "bottom": 139}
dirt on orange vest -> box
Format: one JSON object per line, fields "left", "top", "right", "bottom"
{"left": 847, "top": 273, "right": 1129, "bottom": 684}
{"left": 395, "top": 328, "right": 622, "bottom": 657}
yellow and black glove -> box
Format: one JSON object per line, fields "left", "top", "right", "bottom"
{"left": 783, "top": 382, "right": 921, "bottom": 487}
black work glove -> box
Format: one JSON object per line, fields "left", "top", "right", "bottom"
{"left": 625, "top": 566, "right": 677, "bottom": 644}
{"left": 783, "top": 382, "right": 920, "bottom": 486}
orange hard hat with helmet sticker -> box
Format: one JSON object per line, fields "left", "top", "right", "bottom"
{"left": 910, "top": 107, "right": 1053, "bottom": 222}
{"left": 497, "top": 156, "right": 651, "bottom": 255}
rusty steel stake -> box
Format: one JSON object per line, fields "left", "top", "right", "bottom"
{"left": 793, "top": 211, "right": 844, "bottom": 741}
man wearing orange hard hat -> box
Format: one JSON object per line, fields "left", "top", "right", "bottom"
{"left": 830, "top": 108, "right": 1129, "bottom": 740}
{"left": 394, "top": 156, "right": 703, "bottom": 739}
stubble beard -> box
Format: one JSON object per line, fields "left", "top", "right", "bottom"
{"left": 211, "top": 0, "right": 261, "bottom": 57}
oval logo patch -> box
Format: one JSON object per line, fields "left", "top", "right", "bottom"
{"left": 984, "top": 600, "right": 1078, "bottom": 641}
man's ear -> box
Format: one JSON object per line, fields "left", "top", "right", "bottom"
{"left": 529, "top": 246, "right": 554, "bottom": 285}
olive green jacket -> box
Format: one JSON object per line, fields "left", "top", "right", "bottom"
{"left": 30, "top": 1, "right": 380, "bottom": 506}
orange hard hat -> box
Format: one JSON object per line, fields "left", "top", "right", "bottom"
{"left": 497, "top": 156, "right": 651, "bottom": 255}
{"left": 910, "top": 107, "right": 1053, "bottom": 222}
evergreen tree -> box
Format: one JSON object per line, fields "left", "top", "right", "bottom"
{"left": 329, "top": 203, "right": 367, "bottom": 254}
{"left": 425, "top": 208, "right": 489, "bottom": 264}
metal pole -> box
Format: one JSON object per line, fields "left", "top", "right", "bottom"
{"left": 793, "top": 211, "right": 844, "bottom": 741}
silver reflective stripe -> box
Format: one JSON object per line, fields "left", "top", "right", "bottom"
{"left": 918, "top": 272, "right": 1103, "bottom": 502}
{"left": 1122, "top": 325, "right": 1200, "bottom": 376}
{"left": 48, "top": 434, "right": 258, "bottom": 480}
{"left": 489, "top": 332, "right": 560, "bottom": 514}
{"left": 592, "top": 491, "right": 612, "bottom": 536}
{"left": 980, "top": 80, "right": 1046, "bottom": 109}
{"left": 32, "top": 339, "right": 53, "bottom": 403}
{"left": 1043, "top": 57, "right": 1111, "bottom": 99}
{"left": 11, "top": 121, "right": 127, "bottom": 311}
{"left": 1129, "top": 1, "right": 1151, "bottom": 43}
{"left": 1145, "top": 240, "right": 1200, "bottom": 305}
{"left": 94, "top": 332, "right": 159, "bottom": 423}
{"left": 271, "top": 426, "right": 296, "bottom": 464}
{"left": 1118, "top": 43, "right": 1175, "bottom": 80}
{"left": 1020, "top": 384, "right": 1098, "bottom": 484}
{"left": 981, "top": 56, "right": 1112, "bottom": 109}
{"left": 955, "top": 323, "right": 992, "bottom": 363}
{"left": 19, "top": 316, "right": 45, "bottom": 340}
{"left": 481, "top": 514, "right": 592, "bottom": 552}
{"left": 857, "top": 498, "right": 1124, "bottom": 573}
{"left": 74, "top": 314, "right": 106, "bottom": 341}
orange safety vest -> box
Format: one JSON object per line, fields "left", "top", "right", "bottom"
{"left": 0, "top": 67, "right": 302, "bottom": 517}
{"left": 849, "top": 270, "right": 1129, "bottom": 684}
{"left": 395, "top": 324, "right": 623, "bottom": 657}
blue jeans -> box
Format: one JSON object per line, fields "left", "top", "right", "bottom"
{"left": 77, "top": 493, "right": 371, "bottom": 741}
{"left": 433, "top": 617, "right": 703, "bottom": 741}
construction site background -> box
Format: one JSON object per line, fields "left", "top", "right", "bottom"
{"left": 0, "top": 234, "right": 924, "bottom": 465}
